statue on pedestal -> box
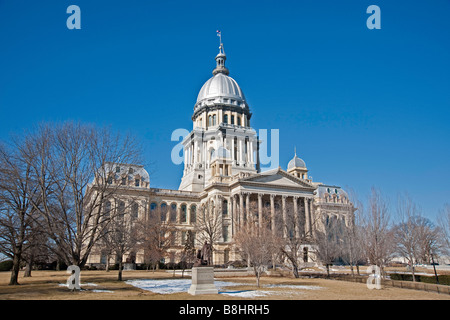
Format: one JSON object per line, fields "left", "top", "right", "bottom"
{"left": 194, "top": 241, "right": 211, "bottom": 267}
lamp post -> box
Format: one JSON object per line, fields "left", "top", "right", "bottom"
{"left": 430, "top": 251, "right": 439, "bottom": 285}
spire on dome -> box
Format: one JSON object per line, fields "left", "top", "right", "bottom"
{"left": 213, "top": 31, "right": 229, "bottom": 76}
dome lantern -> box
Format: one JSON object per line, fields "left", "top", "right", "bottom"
{"left": 212, "top": 43, "right": 229, "bottom": 76}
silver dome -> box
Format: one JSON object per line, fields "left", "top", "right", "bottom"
{"left": 288, "top": 155, "right": 306, "bottom": 170}
{"left": 194, "top": 42, "right": 249, "bottom": 112}
{"left": 196, "top": 73, "right": 246, "bottom": 105}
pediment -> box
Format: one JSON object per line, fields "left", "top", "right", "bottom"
{"left": 240, "top": 168, "right": 315, "bottom": 190}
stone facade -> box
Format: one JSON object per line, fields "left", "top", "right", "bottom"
{"left": 86, "top": 41, "right": 356, "bottom": 268}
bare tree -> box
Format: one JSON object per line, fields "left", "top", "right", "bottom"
{"left": 193, "top": 199, "right": 223, "bottom": 265}
{"left": 340, "top": 188, "right": 366, "bottom": 276}
{"left": 393, "top": 193, "right": 424, "bottom": 281}
{"left": 22, "top": 122, "right": 141, "bottom": 267}
{"left": 137, "top": 206, "right": 175, "bottom": 271}
{"left": 177, "top": 230, "right": 196, "bottom": 278}
{"left": 100, "top": 204, "right": 140, "bottom": 281}
{"left": 314, "top": 213, "right": 344, "bottom": 277}
{"left": 0, "top": 139, "right": 41, "bottom": 285}
{"left": 278, "top": 200, "right": 306, "bottom": 278}
{"left": 361, "top": 187, "right": 394, "bottom": 276}
{"left": 342, "top": 212, "right": 366, "bottom": 276}
{"left": 234, "top": 218, "right": 279, "bottom": 287}
{"left": 438, "top": 204, "right": 450, "bottom": 256}
{"left": 22, "top": 218, "right": 49, "bottom": 277}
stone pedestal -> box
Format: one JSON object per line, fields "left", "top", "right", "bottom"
{"left": 123, "top": 263, "right": 136, "bottom": 271}
{"left": 188, "top": 267, "right": 218, "bottom": 295}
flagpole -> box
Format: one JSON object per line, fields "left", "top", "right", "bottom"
{"left": 217, "top": 30, "right": 222, "bottom": 46}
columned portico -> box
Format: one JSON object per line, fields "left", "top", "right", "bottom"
{"left": 228, "top": 190, "right": 315, "bottom": 240}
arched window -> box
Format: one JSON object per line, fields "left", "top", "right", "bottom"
{"left": 118, "top": 201, "right": 125, "bottom": 219}
{"left": 131, "top": 202, "right": 139, "bottom": 219}
{"left": 170, "top": 203, "right": 177, "bottom": 222}
{"left": 180, "top": 204, "right": 187, "bottom": 223}
{"left": 231, "top": 115, "right": 235, "bottom": 125}
{"left": 237, "top": 116, "right": 241, "bottom": 126}
{"left": 190, "top": 205, "right": 197, "bottom": 223}
{"left": 104, "top": 201, "right": 111, "bottom": 217}
{"left": 222, "top": 200, "right": 228, "bottom": 215}
{"left": 208, "top": 115, "right": 212, "bottom": 127}
{"left": 150, "top": 202, "right": 157, "bottom": 219}
{"left": 212, "top": 114, "right": 217, "bottom": 126}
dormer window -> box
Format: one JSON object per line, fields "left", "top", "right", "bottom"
{"left": 129, "top": 168, "right": 134, "bottom": 174}
{"left": 116, "top": 166, "right": 121, "bottom": 173}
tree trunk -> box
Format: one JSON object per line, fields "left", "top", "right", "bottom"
{"left": 24, "top": 254, "right": 34, "bottom": 278}
{"left": 118, "top": 260, "right": 123, "bottom": 281}
{"left": 9, "top": 251, "right": 22, "bottom": 285}
{"left": 292, "top": 265, "right": 299, "bottom": 278}
{"left": 106, "top": 255, "right": 110, "bottom": 272}
{"left": 411, "top": 262, "right": 416, "bottom": 282}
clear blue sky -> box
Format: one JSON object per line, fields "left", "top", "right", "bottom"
{"left": 0, "top": 0, "right": 449, "bottom": 222}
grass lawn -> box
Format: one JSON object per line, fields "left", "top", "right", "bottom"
{"left": 0, "top": 269, "right": 449, "bottom": 300}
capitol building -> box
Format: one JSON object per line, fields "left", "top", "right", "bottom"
{"left": 87, "top": 41, "right": 356, "bottom": 267}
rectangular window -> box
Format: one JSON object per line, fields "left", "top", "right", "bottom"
{"left": 223, "top": 226, "right": 229, "bottom": 242}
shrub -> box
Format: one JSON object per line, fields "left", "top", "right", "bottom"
{"left": 0, "top": 260, "right": 13, "bottom": 271}
{"left": 390, "top": 273, "right": 450, "bottom": 286}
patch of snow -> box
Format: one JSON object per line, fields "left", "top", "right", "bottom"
{"left": 92, "top": 289, "right": 114, "bottom": 293}
{"left": 58, "top": 282, "right": 98, "bottom": 288}
{"left": 125, "top": 279, "right": 322, "bottom": 298}
{"left": 264, "top": 284, "right": 321, "bottom": 290}
{"left": 125, "top": 279, "right": 244, "bottom": 295}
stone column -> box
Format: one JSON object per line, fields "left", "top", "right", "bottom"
{"left": 282, "top": 195, "right": 287, "bottom": 238}
{"left": 180, "top": 203, "right": 185, "bottom": 224}
{"left": 217, "top": 195, "right": 224, "bottom": 242}
{"left": 232, "top": 196, "right": 237, "bottom": 236}
{"left": 184, "top": 145, "right": 188, "bottom": 170}
{"left": 231, "top": 138, "right": 235, "bottom": 164}
{"left": 270, "top": 194, "right": 275, "bottom": 236}
{"left": 293, "top": 196, "right": 300, "bottom": 239}
{"left": 239, "top": 138, "right": 244, "bottom": 164}
{"left": 249, "top": 140, "right": 254, "bottom": 164}
{"left": 258, "top": 193, "right": 263, "bottom": 236}
{"left": 305, "top": 197, "right": 311, "bottom": 239}
{"left": 193, "top": 139, "right": 198, "bottom": 165}
{"left": 246, "top": 193, "right": 250, "bottom": 228}
{"left": 239, "top": 193, "right": 244, "bottom": 230}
